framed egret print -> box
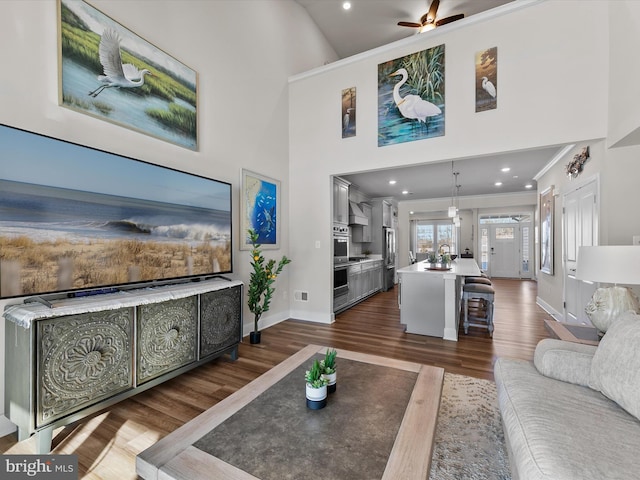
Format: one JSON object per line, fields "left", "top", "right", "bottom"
{"left": 58, "top": 0, "right": 198, "bottom": 150}
{"left": 341, "top": 87, "right": 356, "bottom": 138}
{"left": 475, "top": 47, "right": 497, "bottom": 112}
{"left": 540, "top": 186, "right": 554, "bottom": 275}
{"left": 377, "top": 45, "right": 445, "bottom": 147}
{"left": 240, "top": 169, "right": 281, "bottom": 250}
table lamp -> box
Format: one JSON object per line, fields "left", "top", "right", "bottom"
{"left": 575, "top": 246, "right": 640, "bottom": 333}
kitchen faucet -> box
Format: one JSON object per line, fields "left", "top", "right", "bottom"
{"left": 439, "top": 244, "right": 450, "bottom": 254}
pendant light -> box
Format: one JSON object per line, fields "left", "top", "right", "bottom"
{"left": 453, "top": 183, "right": 461, "bottom": 226}
{"left": 448, "top": 162, "right": 457, "bottom": 217}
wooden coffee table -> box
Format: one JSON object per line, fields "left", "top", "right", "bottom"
{"left": 137, "top": 344, "right": 444, "bottom": 480}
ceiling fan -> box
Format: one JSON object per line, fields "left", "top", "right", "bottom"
{"left": 398, "top": 0, "right": 465, "bottom": 32}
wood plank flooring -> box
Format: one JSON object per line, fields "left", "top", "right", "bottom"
{"left": 0, "top": 278, "right": 552, "bottom": 479}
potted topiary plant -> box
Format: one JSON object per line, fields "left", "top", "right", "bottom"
{"left": 305, "top": 359, "right": 329, "bottom": 409}
{"left": 247, "top": 229, "right": 291, "bottom": 344}
{"left": 320, "top": 348, "right": 337, "bottom": 393}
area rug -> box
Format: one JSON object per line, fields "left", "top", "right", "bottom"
{"left": 429, "top": 373, "right": 511, "bottom": 480}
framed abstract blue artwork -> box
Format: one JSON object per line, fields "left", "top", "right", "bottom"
{"left": 240, "top": 169, "right": 280, "bottom": 250}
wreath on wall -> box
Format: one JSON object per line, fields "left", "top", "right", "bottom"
{"left": 566, "top": 146, "right": 590, "bottom": 179}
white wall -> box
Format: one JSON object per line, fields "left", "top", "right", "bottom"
{"left": 289, "top": 0, "right": 609, "bottom": 323}
{"left": 0, "top": 0, "right": 335, "bottom": 435}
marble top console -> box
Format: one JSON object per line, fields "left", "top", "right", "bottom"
{"left": 4, "top": 278, "right": 239, "bottom": 328}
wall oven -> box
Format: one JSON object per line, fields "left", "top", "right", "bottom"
{"left": 333, "top": 224, "right": 349, "bottom": 264}
{"left": 333, "top": 264, "right": 348, "bottom": 298}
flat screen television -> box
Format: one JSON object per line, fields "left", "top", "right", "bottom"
{"left": 0, "top": 123, "right": 232, "bottom": 299}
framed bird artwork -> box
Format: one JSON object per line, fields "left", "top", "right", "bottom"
{"left": 475, "top": 47, "right": 498, "bottom": 112}
{"left": 377, "top": 45, "right": 446, "bottom": 147}
{"left": 58, "top": 0, "right": 198, "bottom": 150}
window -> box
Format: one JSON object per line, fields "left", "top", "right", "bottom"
{"left": 412, "top": 220, "right": 457, "bottom": 254}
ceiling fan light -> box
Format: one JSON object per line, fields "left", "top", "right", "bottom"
{"left": 419, "top": 23, "right": 436, "bottom": 33}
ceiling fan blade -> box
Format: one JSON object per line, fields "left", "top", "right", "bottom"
{"left": 397, "top": 21, "right": 422, "bottom": 28}
{"left": 426, "top": 0, "right": 440, "bottom": 24}
{"left": 435, "top": 13, "right": 465, "bottom": 27}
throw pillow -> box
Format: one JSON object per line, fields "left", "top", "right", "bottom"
{"left": 589, "top": 311, "right": 640, "bottom": 420}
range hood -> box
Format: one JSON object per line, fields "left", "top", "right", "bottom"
{"left": 349, "top": 202, "right": 369, "bottom": 226}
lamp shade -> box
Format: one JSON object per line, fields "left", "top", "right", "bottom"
{"left": 576, "top": 246, "right": 640, "bottom": 285}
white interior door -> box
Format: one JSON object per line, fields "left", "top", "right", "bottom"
{"left": 489, "top": 224, "right": 519, "bottom": 278}
{"left": 563, "top": 179, "right": 598, "bottom": 324}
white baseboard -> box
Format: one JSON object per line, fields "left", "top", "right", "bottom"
{"left": 536, "top": 297, "right": 564, "bottom": 322}
{"left": 0, "top": 415, "right": 16, "bottom": 438}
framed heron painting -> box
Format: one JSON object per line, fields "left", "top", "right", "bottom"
{"left": 240, "top": 169, "right": 281, "bottom": 250}
{"left": 58, "top": 0, "right": 198, "bottom": 150}
{"left": 377, "top": 45, "right": 445, "bottom": 147}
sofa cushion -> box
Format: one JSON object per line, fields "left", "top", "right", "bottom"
{"left": 495, "top": 357, "right": 640, "bottom": 480}
{"left": 589, "top": 311, "right": 640, "bottom": 420}
{"left": 533, "top": 338, "right": 597, "bottom": 387}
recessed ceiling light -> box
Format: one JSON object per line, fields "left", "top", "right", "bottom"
{"left": 389, "top": 180, "right": 397, "bottom": 185}
{"left": 501, "top": 167, "right": 511, "bottom": 172}
{"left": 402, "top": 190, "right": 409, "bottom": 195}
{"left": 342, "top": 1, "right": 351, "bottom": 10}
{"left": 513, "top": 175, "right": 519, "bottom": 179}
{"left": 495, "top": 182, "right": 503, "bottom": 186}
{"left": 525, "top": 183, "right": 533, "bottom": 189}
{"left": 409, "top": 211, "right": 414, "bottom": 215}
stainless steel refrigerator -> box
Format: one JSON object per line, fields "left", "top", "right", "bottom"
{"left": 383, "top": 227, "right": 396, "bottom": 291}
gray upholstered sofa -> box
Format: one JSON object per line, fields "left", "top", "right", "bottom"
{"left": 494, "top": 312, "right": 640, "bottom": 480}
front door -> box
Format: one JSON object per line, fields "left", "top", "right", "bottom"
{"left": 489, "top": 224, "right": 520, "bottom": 278}
{"left": 563, "top": 178, "right": 599, "bottom": 324}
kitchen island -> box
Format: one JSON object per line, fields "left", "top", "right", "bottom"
{"left": 397, "top": 258, "right": 481, "bottom": 341}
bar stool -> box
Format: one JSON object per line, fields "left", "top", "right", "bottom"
{"left": 465, "top": 276, "right": 492, "bottom": 285}
{"left": 462, "top": 283, "right": 495, "bottom": 337}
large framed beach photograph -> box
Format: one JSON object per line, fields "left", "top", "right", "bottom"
{"left": 240, "top": 169, "right": 281, "bottom": 250}
{"left": 58, "top": 0, "right": 198, "bottom": 150}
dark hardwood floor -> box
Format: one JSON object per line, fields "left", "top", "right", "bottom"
{"left": 0, "top": 278, "right": 551, "bottom": 479}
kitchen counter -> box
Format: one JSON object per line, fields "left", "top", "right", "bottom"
{"left": 335, "top": 256, "right": 383, "bottom": 268}
{"left": 397, "top": 259, "right": 481, "bottom": 341}
{"left": 397, "top": 258, "right": 481, "bottom": 277}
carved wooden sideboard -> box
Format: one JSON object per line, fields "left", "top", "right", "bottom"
{"left": 3, "top": 278, "right": 242, "bottom": 453}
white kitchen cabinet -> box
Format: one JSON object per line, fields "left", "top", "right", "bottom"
{"left": 333, "top": 177, "right": 350, "bottom": 225}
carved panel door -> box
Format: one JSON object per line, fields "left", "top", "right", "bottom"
{"left": 200, "top": 285, "right": 242, "bottom": 359}
{"left": 37, "top": 308, "right": 134, "bottom": 427}
{"left": 137, "top": 296, "right": 198, "bottom": 384}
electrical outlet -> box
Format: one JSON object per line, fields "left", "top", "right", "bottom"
{"left": 294, "top": 291, "right": 309, "bottom": 302}
{"left": 315, "top": 240, "right": 321, "bottom": 249}
{"left": 633, "top": 235, "right": 640, "bottom": 245}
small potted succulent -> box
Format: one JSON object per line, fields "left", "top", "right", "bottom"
{"left": 426, "top": 251, "right": 438, "bottom": 266}
{"left": 305, "top": 359, "right": 328, "bottom": 409}
{"left": 320, "top": 348, "right": 337, "bottom": 393}
{"left": 440, "top": 253, "right": 451, "bottom": 267}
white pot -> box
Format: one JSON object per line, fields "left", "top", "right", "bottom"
{"left": 323, "top": 371, "right": 337, "bottom": 393}
{"left": 306, "top": 383, "right": 327, "bottom": 409}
